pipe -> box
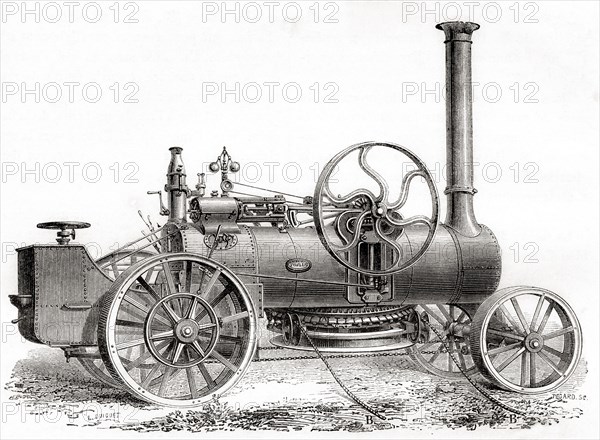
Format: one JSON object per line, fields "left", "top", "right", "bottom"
{"left": 437, "top": 21, "right": 481, "bottom": 237}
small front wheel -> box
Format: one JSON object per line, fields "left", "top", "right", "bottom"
{"left": 470, "top": 286, "right": 582, "bottom": 394}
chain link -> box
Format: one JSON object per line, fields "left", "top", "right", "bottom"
{"left": 253, "top": 346, "right": 440, "bottom": 362}
{"left": 421, "top": 319, "right": 527, "bottom": 416}
{"left": 296, "top": 322, "right": 388, "bottom": 421}
{"left": 256, "top": 325, "right": 528, "bottom": 418}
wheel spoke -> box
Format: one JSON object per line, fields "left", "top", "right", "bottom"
{"left": 331, "top": 211, "right": 371, "bottom": 253}
{"left": 210, "top": 351, "right": 237, "bottom": 372}
{"left": 436, "top": 305, "right": 452, "bottom": 322}
{"left": 537, "top": 350, "right": 565, "bottom": 377}
{"left": 191, "top": 340, "right": 206, "bottom": 357}
{"left": 198, "top": 322, "right": 217, "bottom": 331}
{"left": 324, "top": 185, "right": 377, "bottom": 206}
{"left": 136, "top": 276, "right": 161, "bottom": 302}
{"left": 543, "top": 326, "right": 574, "bottom": 341}
{"left": 487, "top": 328, "right": 525, "bottom": 341}
{"left": 510, "top": 298, "right": 529, "bottom": 334}
{"left": 389, "top": 169, "right": 427, "bottom": 210}
{"left": 458, "top": 352, "right": 467, "bottom": 370}
{"left": 428, "top": 345, "right": 443, "bottom": 364}
{"left": 420, "top": 305, "right": 445, "bottom": 326}
{"left": 162, "top": 262, "right": 177, "bottom": 294}
{"left": 123, "top": 296, "right": 150, "bottom": 314}
{"left": 144, "top": 266, "right": 155, "bottom": 283}
{"left": 536, "top": 301, "right": 554, "bottom": 333}
{"left": 541, "top": 345, "right": 565, "bottom": 358}
{"left": 198, "top": 363, "right": 216, "bottom": 388}
{"left": 161, "top": 301, "right": 181, "bottom": 324}
{"left": 384, "top": 213, "right": 431, "bottom": 229}
{"left": 195, "top": 286, "right": 234, "bottom": 321}
{"left": 358, "top": 145, "right": 389, "bottom": 202}
{"left": 172, "top": 343, "right": 184, "bottom": 363}
{"left": 186, "top": 298, "right": 200, "bottom": 320}
{"left": 116, "top": 337, "right": 146, "bottom": 350}
{"left": 184, "top": 261, "right": 193, "bottom": 293}
{"left": 530, "top": 293, "right": 546, "bottom": 331}
{"left": 126, "top": 341, "right": 169, "bottom": 371}
{"left": 220, "top": 311, "right": 249, "bottom": 324}
{"left": 487, "top": 341, "right": 522, "bottom": 357}
{"left": 116, "top": 319, "right": 145, "bottom": 329}
{"left": 111, "top": 261, "right": 120, "bottom": 277}
{"left": 201, "top": 269, "right": 222, "bottom": 297}
{"left": 374, "top": 218, "right": 403, "bottom": 264}
{"left": 530, "top": 352, "right": 536, "bottom": 386}
{"left": 186, "top": 366, "right": 199, "bottom": 399}
{"left": 520, "top": 351, "right": 528, "bottom": 387}
{"left": 150, "top": 330, "right": 175, "bottom": 341}
{"left": 456, "top": 311, "right": 467, "bottom": 323}
{"left": 212, "top": 334, "right": 242, "bottom": 344}
{"left": 158, "top": 367, "right": 176, "bottom": 397}
{"left": 141, "top": 362, "right": 162, "bottom": 388}
{"left": 495, "top": 346, "right": 526, "bottom": 372}
{"left": 498, "top": 304, "right": 525, "bottom": 336}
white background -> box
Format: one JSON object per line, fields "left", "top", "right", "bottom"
{"left": 1, "top": 1, "right": 598, "bottom": 438}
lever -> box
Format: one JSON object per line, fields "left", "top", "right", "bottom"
{"left": 147, "top": 191, "right": 170, "bottom": 216}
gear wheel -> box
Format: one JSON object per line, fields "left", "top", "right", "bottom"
{"left": 266, "top": 306, "right": 412, "bottom": 330}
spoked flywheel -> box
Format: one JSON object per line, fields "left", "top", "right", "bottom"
{"left": 408, "top": 304, "right": 477, "bottom": 378}
{"left": 98, "top": 253, "right": 257, "bottom": 407}
{"left": 470, "top": 286, "right": 582, "bottom": 393}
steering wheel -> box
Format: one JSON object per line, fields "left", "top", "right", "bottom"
{"left": 37, "top": 221, "right": 91, "bottom": 244}
{"left": 313, "top": 141, "right": 439, "bottom": 276}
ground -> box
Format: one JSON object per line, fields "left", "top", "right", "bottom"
{"left": 2, "top": 344, "right": 588, "bottom": 434}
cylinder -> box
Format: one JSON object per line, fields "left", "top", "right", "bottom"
{"left": 166, "top": 147, "right": 188, "bottom": 223}
{"left": 437, "top": 21, "right": 481, "bottom": 237}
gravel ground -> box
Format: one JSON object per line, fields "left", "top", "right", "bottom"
{"left": 3, "top": 344, "right": 588, "bottom": 434}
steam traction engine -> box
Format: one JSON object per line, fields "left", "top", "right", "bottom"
{"left": 9, "top": 22, "right": 582, "bottom": 409}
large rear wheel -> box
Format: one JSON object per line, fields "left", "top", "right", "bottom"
{"left": 98, "top": 253, "right": 257, "bottom": 406}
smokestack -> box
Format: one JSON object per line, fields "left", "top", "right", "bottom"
{"left": 437, "top": 21, "right": 481, "bottom": 237}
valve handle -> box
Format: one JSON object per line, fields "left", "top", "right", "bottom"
{"left": 147, "top": 191, "right": 170, "bottom": 216}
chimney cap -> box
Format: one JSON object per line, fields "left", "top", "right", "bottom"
{"left": 436, "top": 21, "right": 480, "bottom": 41}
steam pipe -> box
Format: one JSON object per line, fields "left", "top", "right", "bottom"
{"left": 437, "top": 21, "right": 482, "bottom": 237}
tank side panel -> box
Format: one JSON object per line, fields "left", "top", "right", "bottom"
{"left": 454, "top": 224, "right": 501, "bottom": 301}
{"left": 394, "top": 225, "right": 459, "bottom": 304}
{"left": 30, "top": 245, "right": 111, "bottom": 346}
{"left": 249, "top": 226, "right": 355, "bottom": 308}
{"left": 397, "top": 224, "right": 501, "bottom": 305}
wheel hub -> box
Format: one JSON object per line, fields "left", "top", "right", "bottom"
{"left": 524, "top": 332, "right": 544, "bottom": 353}
{"left": 372, "top": 203, "right": 387, "bottom": 218}
{"left": 145, "top": 293, "right": 220, "bottom": 368}
{"left": 175, "top": 319, "right": 200, "bottom": 343}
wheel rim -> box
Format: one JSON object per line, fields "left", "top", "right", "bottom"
{"left": 409, "top": 304, "right": 477, "bottom": 378}
{"left": 99, "top": 253, "right": 257, "bottom": 407}
{"left": 474, "top": 287, "right": 582, "bottom": 393}
{"left": 75, "top": 347, "right": 120, "bottom": 387}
